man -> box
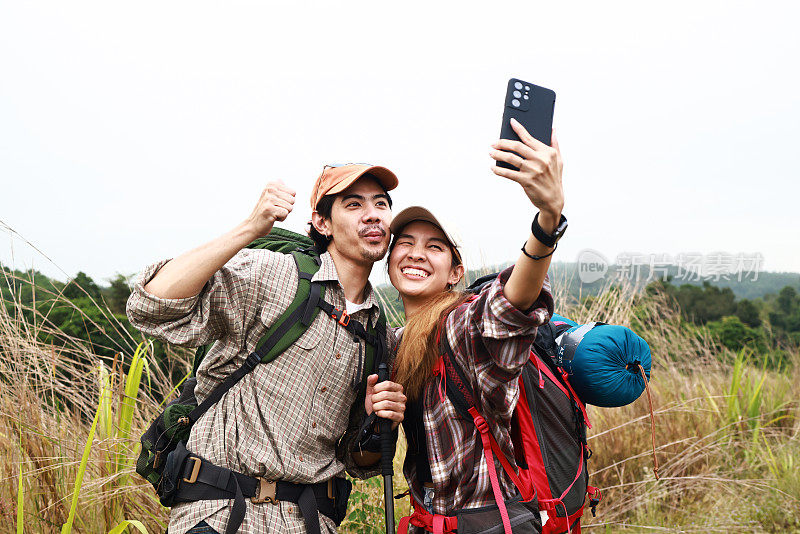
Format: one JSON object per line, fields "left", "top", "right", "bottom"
{"left": 127, "top": 164, "right": 407, "bottom": 534}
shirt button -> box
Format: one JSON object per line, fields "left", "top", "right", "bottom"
{"left": 288, "top": 506, "right": 294, "bottom": 514}
{"left": 335, "top": 353, "right": 341, "bottom": 360}
{"left": 299, "top": 455, "right": 304, "bottom": 462}
{"left": 311, "top": 422, "right": 317, "bottom": 428}
{"left": 320, "top": 386, "right": 327, "bottom": 393}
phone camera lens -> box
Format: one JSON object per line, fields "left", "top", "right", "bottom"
{"left": 513, "top": 90, "right": 522, "bottom": 98}
{"left": 525, "top": 85, "right": 530, "bottom": 90}
{"left": 514, "top": 82, "right": 523, "bottom": 90}
{"left": 523, "top": 95, "right": 529, "bottom": 100}
{"left": 512, "top": 99, "right": 520, "bottom": 107}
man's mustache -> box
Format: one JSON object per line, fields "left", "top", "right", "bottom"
{"left": 359, "top": 225, "right": 386, "bottom": 237}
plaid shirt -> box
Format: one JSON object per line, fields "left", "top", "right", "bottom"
{"left": 127, "top": 249, "right": 391, "bottom": 534}
{"left": 401, "top": 267, "right": 553, "bottom": 519}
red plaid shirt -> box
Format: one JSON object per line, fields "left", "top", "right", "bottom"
{"left": 401, "top": 267, "right": 553, "bottom": 517}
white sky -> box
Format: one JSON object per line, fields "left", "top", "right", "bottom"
{"left": 2, "top": 1, "right": 799, "bottom": 287}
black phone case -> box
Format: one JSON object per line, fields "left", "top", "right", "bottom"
{"left": 498, "top": 78, "right": 556, "bottom": 170}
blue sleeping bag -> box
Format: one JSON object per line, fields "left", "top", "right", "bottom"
{"left": 549, "top": 313, "right": 652, "bottom": 408}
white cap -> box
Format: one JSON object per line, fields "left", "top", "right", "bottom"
{"left": 390, "top": 206, "right": 462, "bottom": 264}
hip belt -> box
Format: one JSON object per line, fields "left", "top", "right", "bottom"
{"left": 161, "top": 442, "right": 350, "bottom": 534}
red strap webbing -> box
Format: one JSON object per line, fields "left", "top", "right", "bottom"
{"left": 398, "top": 515, "right": 411, "bottom": 534}
{"left": 540, "top": 506, "right": 584, "bottom": 534}
{"left": 487, "top": 422, "right": 529, "bottom": 497}
{"left": 397, "top": 496, "right": 458, "bottom": 534}
{"left": 533, "top": 354, "right": 591, "bottom": 429}
{"left": 559, "top": 370, "right": 592, "bottom": 430}
{"left": 537, "top": 442, "right": 587, "bottom": 534}
{"left": 433, "top": 514, "right": 444, "bottom": 534}
{"left": 468, "top": 407, "right": 513, "bottom": 534}
{"left": 515, "top": 380, "right": 551, "bottom": 501}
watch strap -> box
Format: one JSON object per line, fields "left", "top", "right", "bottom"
{"left": 531, "top": 213, "right": 567, "bottom": 248}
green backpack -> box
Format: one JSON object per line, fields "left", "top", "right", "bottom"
{"left": 135, "top": 227, "right": 388, "bottom": 501}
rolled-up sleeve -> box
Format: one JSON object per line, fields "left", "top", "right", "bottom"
{"left": 338, "top": 405, "right": 381, "bottom": 479}
{"left": 446, "top": 266, "right": 554, "bottom": 421}
{"left": 474, "top": 267, "right": 553, "bottom": 342}
{"left": 126, "top": 249, "right": 263, "bottom": 348}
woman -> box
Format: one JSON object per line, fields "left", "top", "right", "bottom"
{"left": 388, "top": 119, "right": 565, "bottom": 533}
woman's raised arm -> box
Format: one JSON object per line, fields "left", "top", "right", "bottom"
{"left": 489, "top": 118, "right": 565, "bottom": 311}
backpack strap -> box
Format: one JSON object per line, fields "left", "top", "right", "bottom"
{"left": 187, "top": 351, "right": 262, "bottom": 425}
{"left": 186, "top": 250, "right": 323, "bottom": 424}
{"left": 190, "top": 250, "right": 323, "bottom": 374}
{"left": 535, "top": 441, "right": 587, "bottom": 534}
{"left": 437, "top": 334, "right": 520, "bottom": 534}
{"left": 186, "top": 249, "right": 385, "bottom": 426}
{"left": 525, "top": 353, "right": 592, "bottom": 534}
{"left": 398, "top": 495, "right": 458, "bottom": 534}
{"left": 361, "top": 308, "right": 387, "bottom": 397}
{"left": 186, "top": 252, "right": 323, "bottom": 423}
{"left": 252, "top": 251, "right": 325, "bottom": 363}
{"left": 468, "top": 408, "right": 515, "bottom": 534}
{"left": 439, "top": 338, "right": 525, "bottom": 490}
{"left": 315, "top": 298, "right": 387, "bottom": 397}
{"left": 531, "top": 354, "right": 591, "bottom": 430}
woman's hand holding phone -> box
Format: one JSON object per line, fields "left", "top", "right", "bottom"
{"left": 490, "top": 118, "right": 564, "bottom": 228}
{"left": 491, "top": 118, "right": 564, "bottom": 311}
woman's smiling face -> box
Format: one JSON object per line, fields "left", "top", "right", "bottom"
{"left": 388, "top": 220, "right": 464, "bottom": 300}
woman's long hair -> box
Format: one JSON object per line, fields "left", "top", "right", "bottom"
{"left": 388, "top": 221, "right": 468, "bottom": 401}
{"left": 394, "top": 290, "right": 469, "bottom": 401}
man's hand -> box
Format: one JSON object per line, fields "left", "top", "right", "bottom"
{"left": 489, "top": 119, "right": 564, "bottom": 221}
{"left": 365, "top": 374, "right": 406, "bottom": 430}
{"left": 244, "top": 181, "right": 296, "bottom": 238}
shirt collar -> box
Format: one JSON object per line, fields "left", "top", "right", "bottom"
{"left": 312, "top": 251, "right": 381, "bottom": 319}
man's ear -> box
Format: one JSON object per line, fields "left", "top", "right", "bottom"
{"left": 449, "top": 264, "right": 465, "bottom": 286}
{"left": 311, "top": 210, "right": 331, "bottom": 238}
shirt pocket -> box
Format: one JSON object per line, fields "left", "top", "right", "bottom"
{"left": 294, "top": 318, "right": 324, "bottom": 350}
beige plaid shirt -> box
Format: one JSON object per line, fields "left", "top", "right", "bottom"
{"left": 127, "top": 249, "right": 390, "bottom": 534}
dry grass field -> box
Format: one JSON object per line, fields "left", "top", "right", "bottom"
{"left": 1, "top": 269, "right": 798, "bottom": 533}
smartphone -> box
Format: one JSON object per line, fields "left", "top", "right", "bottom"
{"left": 497, "top": 78, "right": 556, "bottom": 170}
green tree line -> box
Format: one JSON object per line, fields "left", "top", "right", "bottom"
{"left": 646, "top": 278, "right": 800, "bottom": 364}
{"left": 3, "top": 263, "right": 799, "bottom": 373}
{"left": 1, "top": 266, "right": 136, "bottom": 358}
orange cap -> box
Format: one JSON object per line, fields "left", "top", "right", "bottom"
{"left": 310, "top": 163, "right": 399, "bottom": 210}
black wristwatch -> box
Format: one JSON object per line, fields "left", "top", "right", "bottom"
{"left": 531, "top": 212, "right": 568, "bottom": 248}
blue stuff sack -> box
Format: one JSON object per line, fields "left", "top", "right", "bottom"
{"left": 550, "top": 314, "right": 652, "bottom": 408}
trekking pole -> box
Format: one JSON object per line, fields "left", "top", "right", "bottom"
{"left": 377, "top": 362, "right": 395, "bottom": 534}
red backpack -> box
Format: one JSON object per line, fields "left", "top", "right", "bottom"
{"left": 398, "top": 302, "right": 601, "bottom": 534}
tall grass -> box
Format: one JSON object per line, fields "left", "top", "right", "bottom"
{"left": 568, "top": 279, "right": 800, "bottom": 533}
{"left": 1, "top": 262, "right": 798, "bottom": 533}
{"left": 0, "top": 268, "right": 183, "bottom": 533}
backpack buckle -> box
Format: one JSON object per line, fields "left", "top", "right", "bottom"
{"left": 182, "top": 457, "right": 202, "bottom": 484}
{"left": 470, "top": 411, "right": 489, "bottom": 434}
{"left": 332, "top": 308, "right": 350, "bottom": 327}
{"left": 587, "top": 486, "right": 602, "bottom": 516}
{"left": 252, "top": 477, "right": 278, "bottom": 504}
